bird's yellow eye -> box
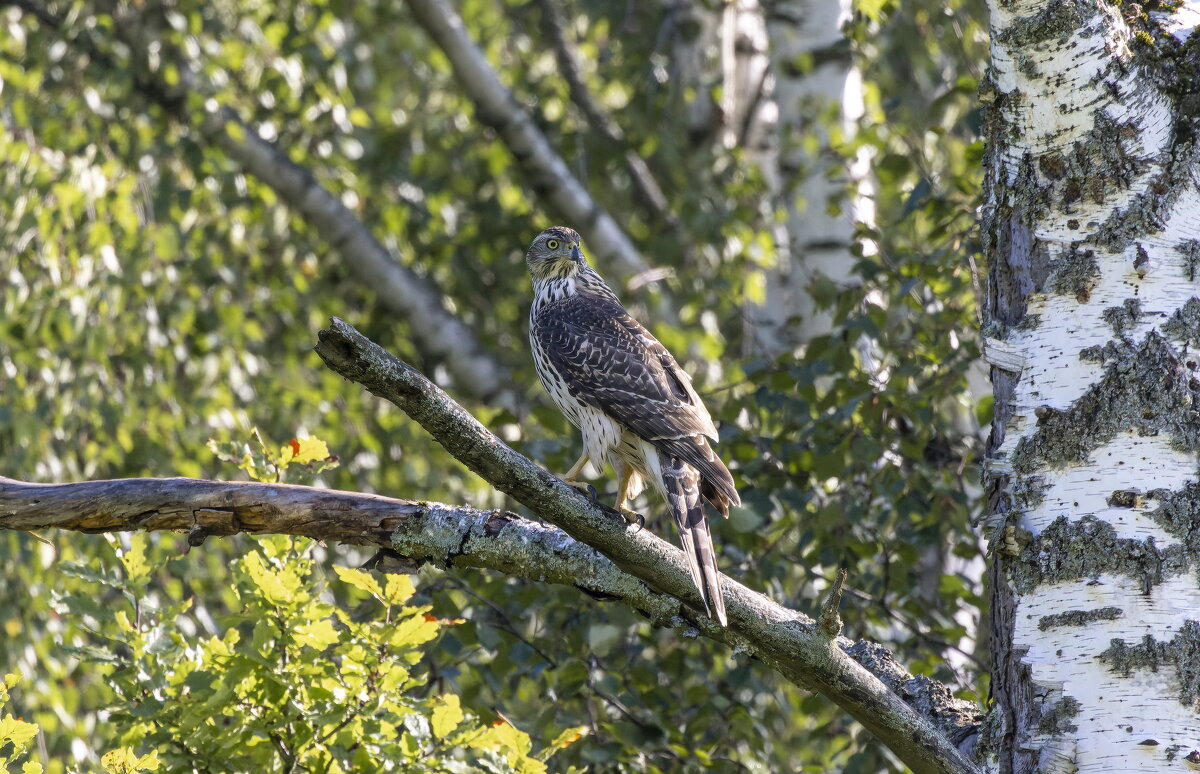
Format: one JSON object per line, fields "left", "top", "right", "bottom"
{"left": 546, "top": 239, "right": 560, "bottom": 250}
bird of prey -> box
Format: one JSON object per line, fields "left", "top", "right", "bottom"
{"left": 525, "top": 226, "right": 740, "bottom": 625}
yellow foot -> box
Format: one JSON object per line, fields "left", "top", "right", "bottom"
{"left": 562, "top": 478, "right": 598, "bottom": 503}
{"left": 617, "top": 507, "right": 645, "bottom": 532}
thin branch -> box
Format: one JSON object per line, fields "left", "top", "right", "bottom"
{"left": 532, "top": 0, "right": 679, "bottom": 232}
{"left": 403, "top": 0, "right": 653, "bottom": 283}
{"left": 312, "top": 318, "right": 982, "bottom": 774}
{"left": 198, "top": 106, "right": 515, "bottom": 404}
{"left": 19, "top": 0, "right": 512, "bottom": 405}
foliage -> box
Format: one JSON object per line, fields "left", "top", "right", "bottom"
{"left": 208, "top": 429, "right": 340, "bottom": 484}
{"left": 0, "top": 673, "right": 42, "bottom": 774}
{"left": 0, "top": 0, "right": 988, "bottom": 771}
{"left": 57, "top": 534, "right": 583, "bottom": 773}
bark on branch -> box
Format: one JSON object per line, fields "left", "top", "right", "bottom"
{"left": 313, "top": 317, "right": 982, "bottom": 774}
{"left": 0, "top": 476, "right": 674, "bottom": 611}
{"left": 0, "top": 471, "right": 979, "bottom": 767}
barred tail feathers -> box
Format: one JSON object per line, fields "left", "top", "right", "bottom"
{"left": 656, "top": 435, "right": 739, "bottom": 515}
{"left": 658, "top": 451, "right": 727, "bottom": 626}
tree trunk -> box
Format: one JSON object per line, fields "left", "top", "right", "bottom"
{"left": 983, "top": 0, "right": 1200, "bottom": 770}
{"left": 755, "top": 0, "right": 874, "bottom": 351}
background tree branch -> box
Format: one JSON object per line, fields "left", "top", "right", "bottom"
{"left": 28, "top": 0, "right": 514, "bottom": 405}
{"left": 313, "top": 317, "right": 981, "bottom": 774}
{"left": 530, "top": 0, "right": 679, "bottom": 233}
{"left": 403, "top": 0, "right": 656, "bottom": 284}
{"left": 0, "top": 472, "right": 979, "bottom": 761}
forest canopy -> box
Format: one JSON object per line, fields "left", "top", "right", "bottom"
{"left": 0, "top": 0, "right": 988, "bottom": 771}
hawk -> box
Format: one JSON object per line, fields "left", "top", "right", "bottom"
{"left": 526, "top": 226, "right": 739, "bottom": 625}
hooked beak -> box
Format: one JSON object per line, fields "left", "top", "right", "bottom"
{"left": 570, "top": 243, "right": 583, "bottom": 264}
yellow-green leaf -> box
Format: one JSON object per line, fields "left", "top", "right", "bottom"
{"left": 0, "top": 714, "right": 39, "bottom": 750}
{"left": 100, "top": 747, "right": 160, "bottom": 773}
{"left": 119, "top": 534, "right": 151, "bottom": 586}
{"left": 333, "top": 566, "right": 383, "bottom": 599}
{"left": 399, "top": 732, "right": 420, "bottom": 759}
{"left": 382, "top": 573, "right": 415, "bottom": 605}
{"left": 489, "top": 720, "right": 532, "bottom": 756}
{"left": 470, "top": 719, "right": 545, "bottom": 774}
{"left": 115, "top": 610, "right": 134, "bottom": 633}
{"left": 388, "top": 613, "right": 439, "bottom": 650}
{"left": 293, "top": 618, "right": 339, "bottom": 650}
{"left": 430, "top": 694, "right": 463, "bottom": 737}
{"left": 376, "top": 661, "right": 411, "bottom": 693}
{"left": 537, "top": 726, "right": 587, "bottom": 760}
{"left": 279, "top": 435, "right": 329, "bottom": 465}
{"left": 242, "top": 551, "right": 301, "bottom": 605}
{"left": 22, "top": 761, "right": 44, "bottom": 774}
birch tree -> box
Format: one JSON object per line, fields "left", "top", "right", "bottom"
{"left": 758, "top": 0, "right": 875, "bottom": 350}
{"left": 982, "top": 0, "right": 1200, "bottom": 769}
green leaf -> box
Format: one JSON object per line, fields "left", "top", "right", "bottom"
{"left": 293, "top": 618, "right": 339, "bottom": 650}
{"left": 333, "top": 566, "right": 383, "bottom": 599}
{"left": 430, "top": 693, "right": 463, "bottom": 737}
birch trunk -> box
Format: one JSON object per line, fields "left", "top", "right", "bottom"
{"left": 983, "top": 0, "right": 1200, "bottom": 770}
{"left": 757, "top": 0, "right": 874, "bottom": 351}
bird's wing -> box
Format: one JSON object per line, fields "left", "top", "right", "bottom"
{"left": 533, "top": 291, "right": 738, "bottom": 505}
{"left": 533, "top": 292, "right": 714, "bottom": 439}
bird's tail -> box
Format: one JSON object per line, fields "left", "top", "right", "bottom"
{"left": 659, "top": 451, "right": 726, "bottom": 626}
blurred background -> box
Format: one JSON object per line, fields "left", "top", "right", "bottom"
{"left": 0, "top": 0, "right": 988, "bottom": 770}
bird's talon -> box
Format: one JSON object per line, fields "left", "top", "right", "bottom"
{"left": 619, "top": 508, "right": 645, "bottom": 532}
{"left": 562, "top": 479, "right": 599, "bottom": 504}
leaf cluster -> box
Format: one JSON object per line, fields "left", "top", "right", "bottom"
{"left": 53, "top": 534, "right": 583, "bottom": 773}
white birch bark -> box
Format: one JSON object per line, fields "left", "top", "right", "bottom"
{"left": 756, "top": 0, "right": 875, "bottom": 351}
{"left": 983, "top": 1, "right": 1200, "bottom": 770}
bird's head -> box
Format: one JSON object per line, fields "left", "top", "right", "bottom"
{"left": 525, "top": 226, "right": 586, "bottom": 282}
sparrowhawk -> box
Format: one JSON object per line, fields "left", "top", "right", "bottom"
{"left": 526, "top": 226, "right": 739, "bottom": 625}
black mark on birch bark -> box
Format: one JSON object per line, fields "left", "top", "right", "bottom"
{"left": 1099, "top": 620, "right": 1200, "bottom": 710}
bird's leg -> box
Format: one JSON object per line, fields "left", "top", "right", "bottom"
{"left": 561, "top": 450, "right": 590, "bottom": 483}
{"left": 560, "top": 451, "right": 597, "bottom": 502}
{"left": 615, "top": 467, "right": 644, "bottom": 531}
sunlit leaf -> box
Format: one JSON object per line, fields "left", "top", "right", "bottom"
{"left": 430, "top": 693, "right": 463, "bottom": 737}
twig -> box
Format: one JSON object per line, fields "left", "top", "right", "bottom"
{"left": 403, "top": 0, "right": 653, "bottom": 282}
{"left": 532, "top": 0, "right": 680, "bottom": 232}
